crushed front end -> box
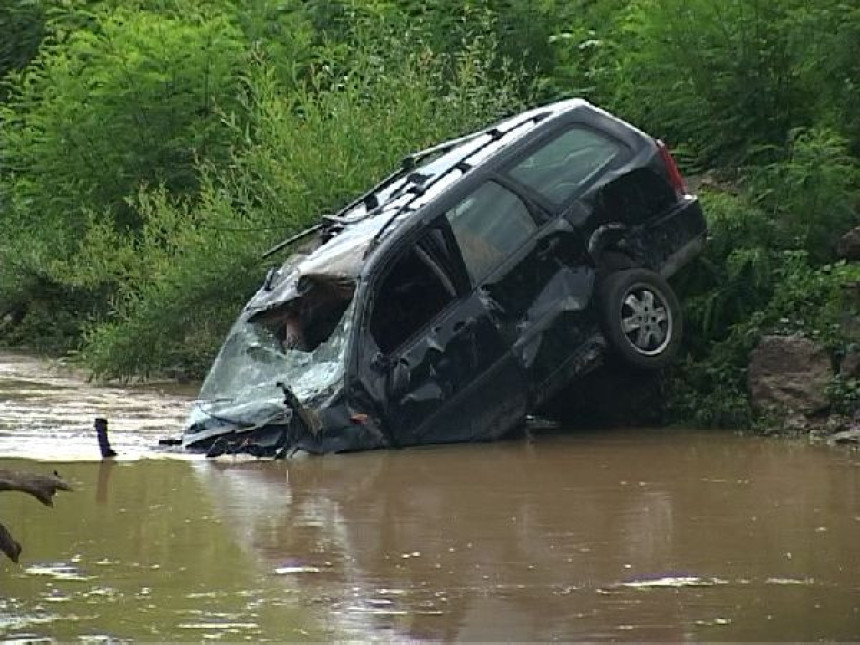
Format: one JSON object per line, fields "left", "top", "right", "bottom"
{"left": 182, "top": 221, "right": 387, "bottom": 457}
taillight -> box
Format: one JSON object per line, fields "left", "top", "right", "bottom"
{"left": 656, "top": 139, "right": 687, "bottom": 195}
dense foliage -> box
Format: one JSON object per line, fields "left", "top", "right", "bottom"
{"left": 1, "top": 0, "right": 858, "bottom": 426}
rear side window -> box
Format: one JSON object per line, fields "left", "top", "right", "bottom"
{"left": 507, "top": 127, "right": 622, "bottom": 205}
{"left": 445, "top": 181, "right": 537, "bottom": 284}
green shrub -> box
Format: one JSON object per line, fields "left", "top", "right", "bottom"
{"left": 0, "top": 0, "right": 45, "bottom": 97}
{"left": 606, "top": 0, "right": 847, "bottom": 167}
{"left": 0, "top": 3, "right": 248, "bottom": 353}
{"left": 784, "top": 2, "right": 860, "bottom": 155}
{"left": 75, "top": 16, "right": 529, "bottom": 378}
{"left": 669, "top": 254, "right": 860, "bottom": 428}
{"left": 829, "top": 375, "right": 860, "bottom": 417}
{"left": 748, "top": 127, "right": 859, "bottom": 262}
{"left": 675, "top": 190, "right": 778, "bottom": 349}
{"left": 1, "top": 5, "right": 245, "bottom": 238}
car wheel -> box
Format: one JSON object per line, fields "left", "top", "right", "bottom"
{"left": 598, "top": 268, "right": 682, "bottom": 370}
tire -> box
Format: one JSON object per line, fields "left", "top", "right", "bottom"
{"left": 598, "top": 268, "right": 682, "bottom": 370}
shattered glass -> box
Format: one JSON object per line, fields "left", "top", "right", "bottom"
{"left": 183, "top": 300, "right": 355, "bottom": 445}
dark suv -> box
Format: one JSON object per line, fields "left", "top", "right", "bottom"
{"left": 183, "top": 99, "right": 706, "bottom": 456}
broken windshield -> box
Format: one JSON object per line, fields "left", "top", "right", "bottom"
{"left": 185, "top": 299, "right": 356, "bottom": 434}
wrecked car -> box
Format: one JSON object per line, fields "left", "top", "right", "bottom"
{"left": 183, "top": 99, "right": 707, "bottom": 457}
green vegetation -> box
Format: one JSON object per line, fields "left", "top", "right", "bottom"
{"left": 1, "top": 0, "right": 858, "bottom": 427}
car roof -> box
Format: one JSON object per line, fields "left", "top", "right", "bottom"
{"left": 250, "top": 99, "right": 607, "bottom": 317}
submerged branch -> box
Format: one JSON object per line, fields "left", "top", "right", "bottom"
{"left": 0, "top": 469, "right": 72, "bottom": 563}
{"left": 0, "top": 522, "right": 22, "bottom": 563}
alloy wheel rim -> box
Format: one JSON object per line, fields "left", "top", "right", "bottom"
{"left": 619, "top": 283, "right": 672, "bottom": 356}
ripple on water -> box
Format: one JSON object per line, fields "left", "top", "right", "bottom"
{"left": 177, "top": 621, "right": 260, "bottom": 631}
{"left": 0, "top": 605, "right": 60, "bottom": 636}
{"left": 617, "top": 575, "right": 729, "bottom": 589}
{"left": 24, "top": 563, "right": 94, "bottom": 583}
{"left": 0, "top": 351, "right": 194, "bottom": 460}
{"left": 274, "top": 565, "right": 321, "bottom": 575}
{"left": 765, "top": 577, "right": 817, "bottom": 586}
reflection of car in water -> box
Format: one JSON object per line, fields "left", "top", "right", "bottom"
{"left": 190, "top": 446, "right": 688, "bottom": 641}
{"left": 183, "top": 99, "right": 707, "bottom": 457}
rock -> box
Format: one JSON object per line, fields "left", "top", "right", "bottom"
{"left": 807, "top": 414, "right": 855, "bottom": 439}
{"left": 780, "top": 413, "right": 811, "bottom": 435}
{"left": 828, "top": 427, "right": 860, "bottom": 445}
{"left": 837, "top": 227, "right": 860, "bottom": 261}
{"left": 748, "top": 335, "right": 833, "bottom": 419}
{"left": 841, "top": 351, "right": 860, "bottom": 378}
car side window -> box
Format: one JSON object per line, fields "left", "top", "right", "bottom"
{"left": 507, "top": 127, "right": 622, "bottom": 205}
{"left": 369, "top": 230, "right": 459, "bottom": 354}
{"left": 445, "top": 181, "right": 537, "bottom": 285}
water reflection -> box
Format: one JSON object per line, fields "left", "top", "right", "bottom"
{"left": 96, "top": 459, "right": 115, "bottom": 505}
{"left": 0, "top": 459, "right": 325, "bottom": 641}
{"left": 2, "top": 350, "right": 860, "bottom": 640}
{"left": 194, "top": 434, "right": 860, "bottom": 641}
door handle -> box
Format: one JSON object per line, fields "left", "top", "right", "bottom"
{"left": 390, "top": 357, "right": 411, "bottom": 397}
{"left": 537, "top": 236, "right": 561, "bottom": 260}
{"left": 453, "top": 319, "right": 475, "bottom": 334}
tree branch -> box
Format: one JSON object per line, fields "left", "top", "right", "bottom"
{"left": 0, "top": 469, "right": 71, "bottom": 563}
{"left": 0, "top": 522, "right": 22, "bottom": 563}
{"left": 0, "top": 469, "right": 72, "bottom": 507}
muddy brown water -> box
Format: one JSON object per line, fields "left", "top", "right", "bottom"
{"left": 0, "top": 350, "right": 859, "bottom": 641}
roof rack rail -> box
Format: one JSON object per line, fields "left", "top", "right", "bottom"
{"left": 366, "top": 112, "right": 550, "bottom": 254}
{"left": 262, "top": 110, "right": 552, "bottom": 262}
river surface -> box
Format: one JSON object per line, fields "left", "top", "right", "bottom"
{"left": 0, "top": 350, "right": 859, "bottom": 641}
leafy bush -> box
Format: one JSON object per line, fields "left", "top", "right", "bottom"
{"left": 1, "top": 5, "right": 245, "bottom": 238}
{"left": 605, "top": 0, "right": 844, "bottom": 167}
{"left": 748, "top": 127, "right": 859, "bottom": 262}
{"left": 0, "top": 0, "right": 45, "bottom": 96}
{"left": 669, "top": 253, "right": 860, "bottom": 427}
{"left": 675, "top": 190, "right": 778, "bottom": 349}
{"left": 668, "top": 124, "right": 858, "bottom": 428}
{"left": 74, "top": 15, "right": 529, "bottom": 378}
{"left": 0, "top": 3, "right": 247, "bottom": 353}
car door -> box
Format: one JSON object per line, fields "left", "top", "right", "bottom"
{"left": 445, "top": 177, "right": 600, "bottom": 408}
{"left": 366, "top": 220, "right": 527, "bottom": 446}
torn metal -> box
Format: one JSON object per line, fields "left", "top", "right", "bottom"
{"left": 183, "top": 99, "right": 707, "bottom": 457}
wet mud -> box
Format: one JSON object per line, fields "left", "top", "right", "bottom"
{"left": 1, "top": 351, "right": 859, "bottom": 640}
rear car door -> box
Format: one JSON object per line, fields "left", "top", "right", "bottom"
{"left": 445, "top": 177, "right": 600, "bottom": 408}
